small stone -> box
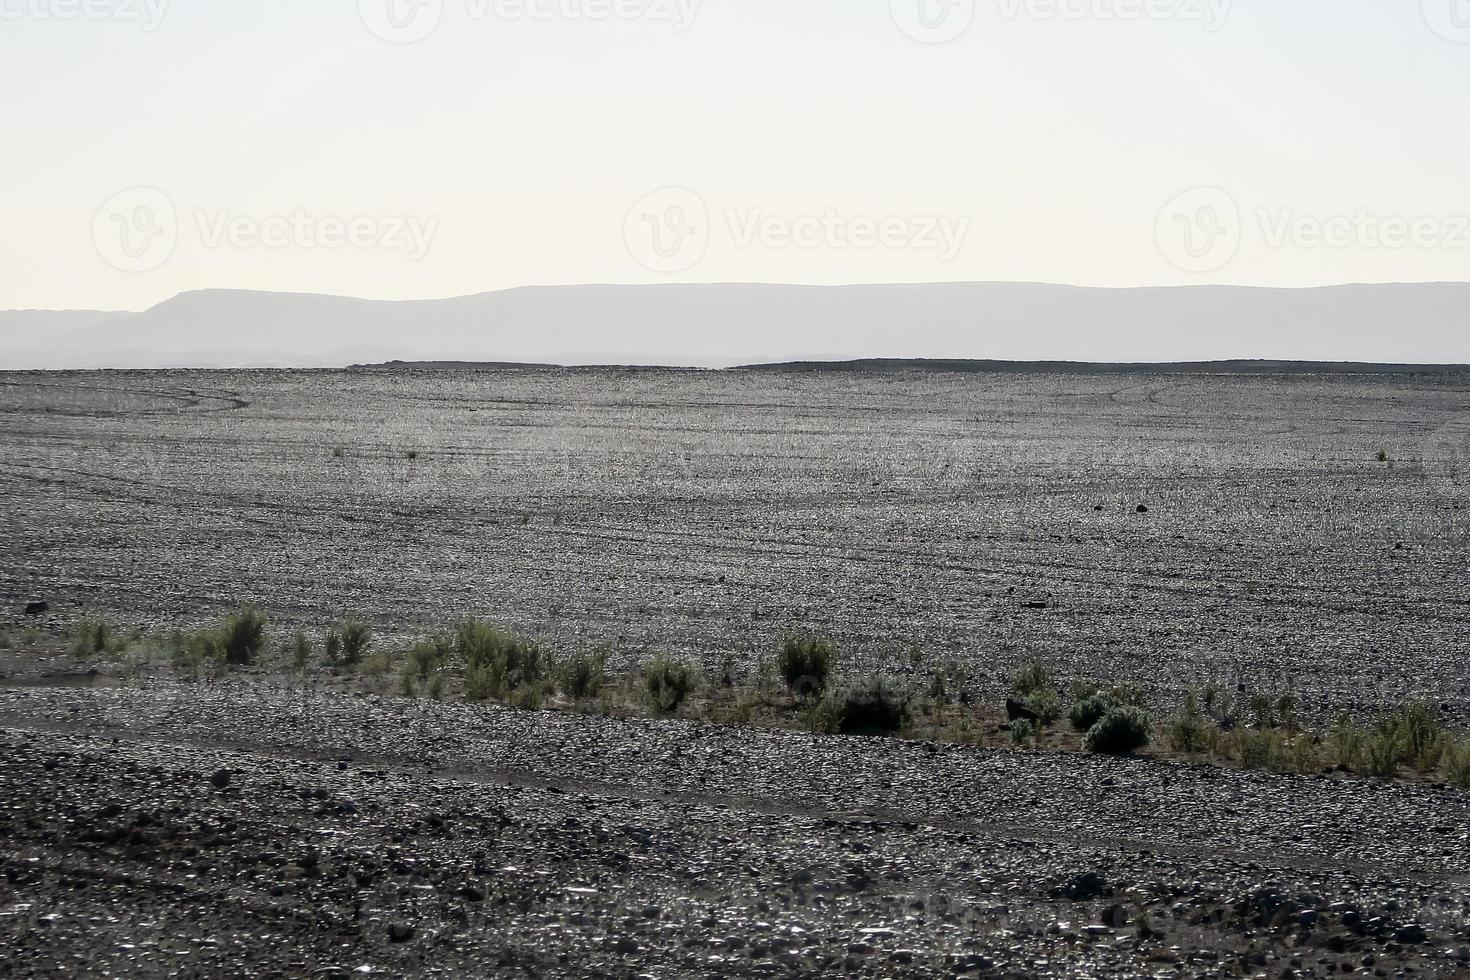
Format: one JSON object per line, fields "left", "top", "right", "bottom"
{"left": 209, "top": 769, "right": 231, "bottom": 789}
{"left": 387, "top": 922, "right": 415, "bottom": 943}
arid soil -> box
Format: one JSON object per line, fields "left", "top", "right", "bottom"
{"left": 2, "top": 367, "right": 1470, "bottom": 977}
{"left": 3, "top": 367, "right": 1469, "bottom": 715}
{"left": 2, "top": 679, "right": 1468, "bottom": 978}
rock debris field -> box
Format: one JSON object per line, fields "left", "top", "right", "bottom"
{"left": 2, "top": 366, "right": 1470, "bottom": 976}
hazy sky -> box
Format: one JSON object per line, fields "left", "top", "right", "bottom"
{"left": 3, "top": 0, "right": 1470, "bottom": 311}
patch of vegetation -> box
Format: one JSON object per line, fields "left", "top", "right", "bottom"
{"left": 643, "top": 655, "right": 698, "bottom": 714}
{"left": 327, "top": 617, "right": 372, "bottom": 667}
{"left": 289, "top": 631, "right": 312, "bottom": 673}
{"left": 1083, "top": 706, "right": 1152, "bottom": 756}
{"left": 1446, "top": 739, "right": 1470, "bottom": 789}
{"left": 220, "top": 606, "right": 267, "bottom": 667}
{"left": 360, "top": 649, "right": 397, "bottom": 678}
{"left": 822, "top": 675, "right": 912, "bottom": 734}
{"left": 1069, "top": 692, "right": 1114, "bottom": 732}
{"left": 1010, "top": 717, "right": 1038, "bottom": 746}
{"left": 1167, "top": 691, "right": 1211, "bottom": 753}
{"left": 1010, "top": 661, "right": 1061, "bottom": 725}
{"left": 556, "top": 649, "right": 606, "bottom": 700}
{"left": 776, "top": 634, "right": 836, "bottom": 700}
{"left": 71, "top": 617, "right": 124, "bottom": 657}
{"left": 456, "top": 621, "right": 544, "bottom": 692}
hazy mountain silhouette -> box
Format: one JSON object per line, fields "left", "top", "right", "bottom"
{"left": 1, "top": 282, "right": 1467, "bottom": 369}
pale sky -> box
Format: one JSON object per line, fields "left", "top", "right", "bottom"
{"left": 3, "top": 0, "right": 1470, "bottom": 311}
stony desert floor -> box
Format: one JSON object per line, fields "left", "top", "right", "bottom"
{"left": 2, "top": 366, "right": 1470, "bottom": 977}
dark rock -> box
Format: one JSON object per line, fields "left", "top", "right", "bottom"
{"left": 209, "top": 769, "right": 232, "bottom": 789}
{"left": 387, "top": 922, "right": 415, "bottom": 943}
{"left": 1006, "top": 698, "right": 1041, "bottom": 723}
{"left": 1394, "top": 924, "right": 1427, "bottom": 944}
{"left": 1136, "top": 504, "right": 1149, "bottom": 513}
{"left": 24, "top": 601, "right": 48, "bottom": 616}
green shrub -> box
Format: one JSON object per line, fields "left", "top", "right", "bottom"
{"left": 1387, "top": 701, "right": 1443, "bottom": 771}
{"left": 1328, "top": 715, "right": 1366, "bottom": 770}
{"left": 1010, "top": 718, "right": 1038, "bottom": 746}
{"left": 71, "top": 618, "right": 122, "bottom": 657}
{"left": 1069, "top": 693, "right": 1114, "bottom": 732}
{"left": 360, "top": 650, "right": 396, "bottom": 678}
{"left": 464, "top": 661, "right": 506, "bottom": 702}
{"left": 777, "top": 635, "right": 836, "bottom": 699}
{"left": 221, "top": 607, "right": 267, "bottom": 667}
{"left": 1237, "top": 729, "right": 1277, "bottom": 770}
{"left": 1363, "top": 724, "right": 1400, "bottom": 778}
{"left": 643, "top": 655, "right": 698, "bottom": 714}
{"left": 825, "top": 675, "right": 912, "bottom": 734}
{"left": 1446, "top": 739, "right": 1470, "bottom": 789}
{"left": 404, "top": 635, "right": 451, "bottom": 680}
{"left": 1167, "top": 691, "right": 1211, "bottom": 753}
{"left": 456, "top": 621, "right": 544, "bottom": 691}
{"left": 1011, "top": 661, "right": 1061, "bottom": 724}
{"left": 331, "top": 617, "right": 372, "bottom": 666}
{"left": 290, "top": 631, "right": 311, "bottom": 673}
{"left": 1083, "top": 706, "right": 1152, "bottom": 756}
{"left": 556, "top": 649, "right": 606, "bottom": 700}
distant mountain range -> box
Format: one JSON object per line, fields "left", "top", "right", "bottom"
{"left": 1, "top": 282, "right": 1468, "bottom": 370}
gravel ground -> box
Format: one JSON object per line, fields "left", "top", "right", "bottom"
{"left": 4, "top": 368, "right": 1470, "bottom": 721}
{"left": 1, "top": 680, "right": 1468, "bottom": 977}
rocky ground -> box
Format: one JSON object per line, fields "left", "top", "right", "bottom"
{"left": 1, "top": 677, "right": 1468, "bottom": 978}
{"left": 2, "top": 368, "right": 1470, "bottom": 720}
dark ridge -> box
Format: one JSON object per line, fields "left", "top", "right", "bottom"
{"left": 733, "top": 358, "right": 1470, "bottom": 376}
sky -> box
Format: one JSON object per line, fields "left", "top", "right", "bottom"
{"left": 3, "top": 0, "right": 1470, "bottom": 312}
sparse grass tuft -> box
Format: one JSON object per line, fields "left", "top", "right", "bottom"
{"left": 1011, "top": 661, "right": 1061, "bottom": 725}
{"left": 220, "top": 606, "right": 267, "bottom": 667}
{"left": 456, "top": 621, "right": 544, "bottom": 691}
{"left": 71, "top": 618, "right": 124, "bottom": 657}
{"left": 643, "top": 655, "right": 698, "bottom": 714}
{"left": 1446, "top": 739, "right": 1470, "bottom": 789}
{"left": 1167, "top": 690, "right": 1211, "bottom": 753}
{"left": 1069, "top": 692, "right": 1114, "bottom": 732}
{"left": 777, "top": 634, "right": 836, "bottom": 700}
{"left": 556, "top": 649, "right": 606, "bottom": 700}
{"left": 329, "top": 617, "right": 373, "bottom": 666}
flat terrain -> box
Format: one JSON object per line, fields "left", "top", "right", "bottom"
{"left": 2, "top": 680, "right": 1468, "bottom": 977}
{"left": 3, "top": 366, "right": 1470, "bottom": 977}
{"left": 3, "top": 366, "right": 1469, "bottom": 716}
